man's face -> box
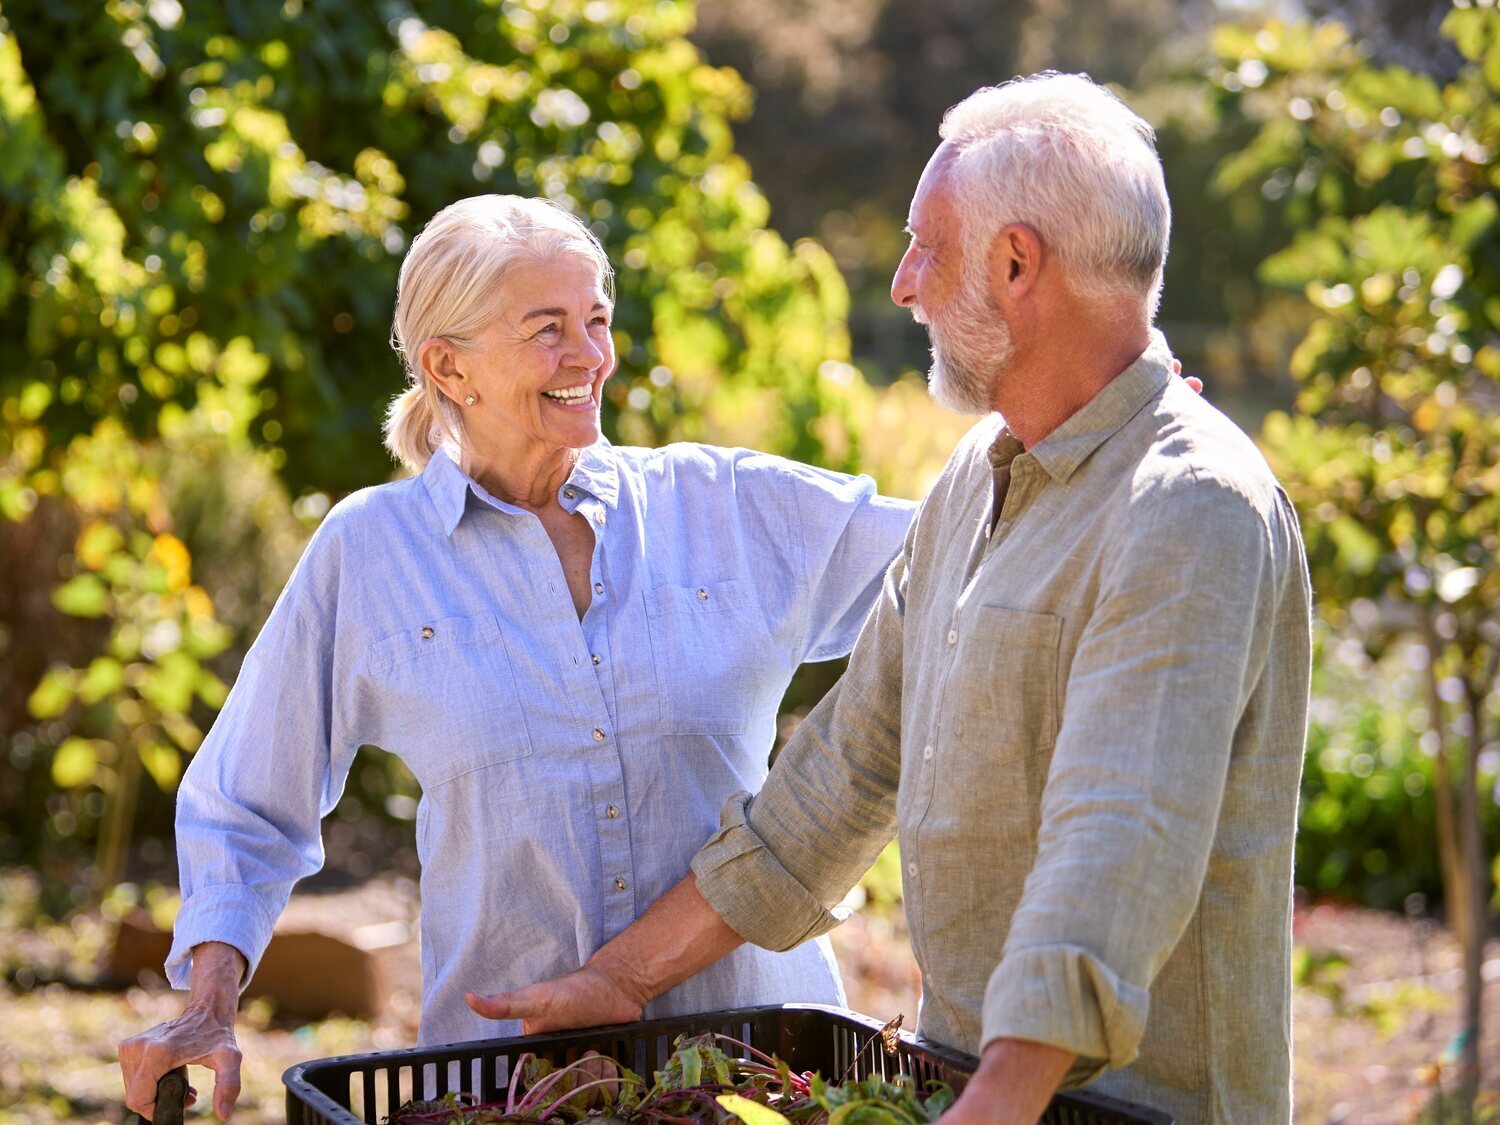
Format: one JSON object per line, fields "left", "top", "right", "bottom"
{"left": 892, "top": 146, "right": 1012, "bottom": 415}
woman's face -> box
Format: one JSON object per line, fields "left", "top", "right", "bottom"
{"left": 454, "top": 254, "right": 616, "bottom": 460}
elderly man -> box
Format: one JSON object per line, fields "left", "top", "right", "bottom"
{"left": 471, "top": 73, "right": 1312, "bottom": 1123}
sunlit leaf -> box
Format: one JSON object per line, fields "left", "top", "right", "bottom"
{"left": 27, "top": 666, "right": 79, "bottom": 719}
{"left": 52, "top": 574, "right": 110, "bottom": 617}
{"left": 51, "top": 737, "right": 101, "bottom": 788}
{"left": 138, "top": 741, "right": 183, "bottom": 792}
{"left": 716, "top": 1094, "right": 792, "bottom": 1125}
{"left": 77, "top": 656, "right": 125, "bottom": 704}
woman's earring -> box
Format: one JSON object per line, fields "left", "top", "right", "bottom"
{"left": 464, "top": 394, "right": 476, "bottom": 406}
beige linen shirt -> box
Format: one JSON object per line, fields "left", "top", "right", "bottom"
{"left": 693, "top": 333, "right": 1312, "bottom": 1123}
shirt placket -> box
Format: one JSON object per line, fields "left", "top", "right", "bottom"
{"left": 907, "top": 452, "right": 1041, "bottom": 920}
{"left": 564, "top": 489, "right": 636, "bottom": 937}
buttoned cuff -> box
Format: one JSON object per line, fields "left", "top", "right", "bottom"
{"left": 165, "top": 883, "right": 275, "bottom": 992}
{"left": 981, "top": 943, "right": 1148, "bottom": 1087}
{"left": 691, "top": 791, "right": 850, "bottom": 953}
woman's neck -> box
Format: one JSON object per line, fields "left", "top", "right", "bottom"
{"left": 463, "top": 442, "right": 580, "bottom": 512}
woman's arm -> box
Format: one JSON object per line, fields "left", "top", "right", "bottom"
{"left": 119, "top": 941, "right": 246, "bottom": 1119}
{"left": 120, "top": 516, "right": 361, "bottom": 1119}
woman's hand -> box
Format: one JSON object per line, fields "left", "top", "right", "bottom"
{"left": 1171, "top": 358, "right": 1203, "bottom": 395}
{"left": 120, "top": 942, "right": 245, "bottom": 1121}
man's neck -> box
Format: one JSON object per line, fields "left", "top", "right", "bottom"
{"left": 993, "top": 323, "right": 1152, "bottom": 448}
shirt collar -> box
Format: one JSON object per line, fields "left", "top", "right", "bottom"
{"left": 565, "top": 438, "right": 621, "bottom": 510}
{"left": 1022, "top": 329, "right": 1176, "bottom": 484}
{"left": 421, "top": 439, "right": 621, "bottom": 537}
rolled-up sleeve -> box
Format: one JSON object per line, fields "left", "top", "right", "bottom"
{"left": 981, "top": 476, "right": 1292, "bottom": 1077}
{"left": 166, "top": 530, "right": 361, "bottom": 990}
{"left": 693, "top": 510, "right": 915, "bottom": 949}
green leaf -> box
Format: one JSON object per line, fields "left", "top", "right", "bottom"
{"left": 674, "top": 1047, "right": 701, "bottom": 1090}
{"left": 77, "top": 655, "right": 125, "bottom": 704}
{"left": 196, "top": 669, "right": 229, "bottom": 709}
{"left": 139, "top": 651, "right": 201, "bottom": 715}
{"left": 139, "top": 742, "right": 182, "bottom": 792}
{"left": 716, "top": 1094, "right": 792, "bottom": 1125}
{"left": 1326, "top": 515, "right": 1384, "bottom": 576}
{"left": 828, "top": 1102, "right": 904, "bottom": 1125}
{"left": 51, "top": 737, "right": 100, "bottom": 788}
{"left": 27, "top": 666, "right": 79, "bottom": 719}
{"left": 1451, "top": 194, "right": 1498, "bottom": 252}
{"left": 52, "top": 574, "right": 109, "bottom": 617}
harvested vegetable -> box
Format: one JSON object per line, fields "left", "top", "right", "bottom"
{"left": 383, "top": 1025, "right": 954, "bottom": 1124}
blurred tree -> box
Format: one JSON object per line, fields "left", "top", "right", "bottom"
{"left": 1302, "top": 0, "right": 1465, "bottom": 77}
{"left": 0, "top": 0, "right": 883, "bottom": 901}
{"left": 690, "top": 0, "right": 1220, "bottom": 381}
{"left": 1211, "top": 2, "right": 1499, "bottom": 1105}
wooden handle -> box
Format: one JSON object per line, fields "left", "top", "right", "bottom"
{"left": 141, "top": 1066, "right": 188, "bottom": 1125}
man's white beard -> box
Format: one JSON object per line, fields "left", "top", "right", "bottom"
{"left": 921, "top": 273, "right": 1012, "bottom": 415}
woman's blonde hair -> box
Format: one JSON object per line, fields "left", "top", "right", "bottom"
{"left": 384, "top": 195, "right": 615, "bottom": 473}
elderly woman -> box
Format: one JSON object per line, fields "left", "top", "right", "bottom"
{"left": 119, "top": 195, "right": 914, "bottom": 1119}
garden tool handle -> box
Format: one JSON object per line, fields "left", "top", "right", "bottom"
{"left": 140, "top": 1065, "right": 189, "bottom": 1125}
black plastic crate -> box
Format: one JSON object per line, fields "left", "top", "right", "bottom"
{"left": 284, "top": 1004, "right": 1171, "bottom": 1124}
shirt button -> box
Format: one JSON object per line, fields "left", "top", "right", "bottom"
{"left": 592, "top": 653, "right": 602, "bottom": 665}
{"left": 696, "top": 587, "right": 709, "bottom": 600}
{"left": 420, "top": 626, "right": 434, "bottom": 640}
{"left": 564, "top": 488, "right": 576, "bottom": 499}
{"left": 614, "top": 877, "right": 627, "bottom": 891}
{"left": 907, "top": 862, "right": 918, "bottom": 877}
{"left": 594, "top": 582, "right": 604, "bottom": 595}
{"left": 593, "top": 727, "right": 606, "bottom": 742}
{"left": 594, "top": 512, "right": 605, "bottom": 525}
{"left": 947, "top": 629, "right": 957, "bottom": 645}
{"left": 606, "top": 804, "right": 619, "bottom": 818}
{"left": 922, "top": 744, "right": 934, "bottom": 760}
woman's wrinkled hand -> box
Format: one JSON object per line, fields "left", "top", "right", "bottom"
{"left": 119, "top": 1003, "right": 242, "bottom": 1121}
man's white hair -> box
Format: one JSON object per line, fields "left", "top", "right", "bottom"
{"left": 939, "top": 72, "right": 1170, "bottom": 319}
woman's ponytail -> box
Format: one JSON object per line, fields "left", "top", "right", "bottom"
{"left": 382, "top": 382, "right": 446, "bottom": 473}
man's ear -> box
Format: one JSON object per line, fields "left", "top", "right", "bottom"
{"left": 986, "top": 223, "right": 1044, "bottom": 305}
{"left": 417, "top": 338, "right": 466, "bottom": 406}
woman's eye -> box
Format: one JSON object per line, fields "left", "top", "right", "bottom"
{"left": 536, "top": 323, "right": 561, "bottom": 337}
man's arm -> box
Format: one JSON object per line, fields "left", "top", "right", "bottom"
{"left": 467, "top": 875, "right": 742, "bottom": 1032}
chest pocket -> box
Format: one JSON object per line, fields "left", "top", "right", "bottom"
{"left": 644, "top": 579, "right": 774, "bottom": 735}
{"left": 949, "top": 605, "right": 1063, "bottom": 835}
{"left": 367, "top": 611, "right": 534, "bottom": 788}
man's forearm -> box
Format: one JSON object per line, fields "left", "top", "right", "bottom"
{"left": 589, "top": 875, "right": 745, "bottom": 1003}
{"left": 943, "top": 1037, "right": 1076, "bottom": 1124}
{"left": 466, "top": 874, "right": 745, "bottom": 1031}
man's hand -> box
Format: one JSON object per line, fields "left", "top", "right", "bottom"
{"left": 120, "top": 941, "right": 245, "bottom": 1121}
{"left": 939, "top": 1037, "right": 1076, "bottom": 1125}
{"left": 466, "top": 874, "right": 745, "bottom": 1035}
{"left": 466, "top": 960, "right": 645, "bottom": 1035}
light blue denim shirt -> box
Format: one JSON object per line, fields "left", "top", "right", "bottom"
{"left": 167, "top": 439, "right": 915, "bottom": 1045}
